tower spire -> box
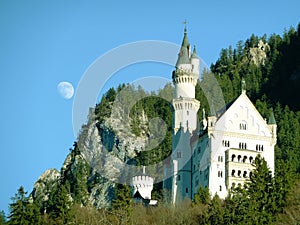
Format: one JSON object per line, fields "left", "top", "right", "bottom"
{"left": 176, "top": 22, "right": 191, "bottom": 67}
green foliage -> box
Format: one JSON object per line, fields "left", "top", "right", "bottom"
{"left": 48, "top": 184, "right": 73, "bottom": 224}
{"left": 0, "top": 211, "right": 6, "bottom": 225}
{"left": 112, "top": 184, "right": 133, "bottom": 214}
{"left": 7, "top": 186, "right": 40, "bottom": 225}
{"left": 193, "top": 186, "right": 210, "bottom": 205}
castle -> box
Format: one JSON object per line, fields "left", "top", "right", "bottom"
{"left": 163, "top": 26, "right": 277, "bottom": 204}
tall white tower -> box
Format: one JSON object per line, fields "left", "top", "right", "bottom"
{"left": 165, "top": 26, "right": 200, "bottom": 204}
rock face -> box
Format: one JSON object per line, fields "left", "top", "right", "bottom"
{"left": 32, "top": 102, "right": 149, "bottom": 209}
{"left": 31, "top": 168, "right": 60, "bottom": 204}
{"left": 249, "top": 40, "right": 270, "bottom": 66}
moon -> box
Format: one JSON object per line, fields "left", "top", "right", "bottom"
{"left": 57, "top": 81, "right": 74, "bottom": 99}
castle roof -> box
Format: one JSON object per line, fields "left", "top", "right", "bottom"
{"left": 268, "top": 110, "right": 276, "bottom": 125}
{"left": 176, "top": 26, "right": 191, "bottom": 67}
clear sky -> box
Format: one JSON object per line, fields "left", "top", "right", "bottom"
{"left": 1, "top": 0, "right": 299, "bottom": 214}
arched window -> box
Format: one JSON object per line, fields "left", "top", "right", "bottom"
{"left": 219, "top": 185, "right": 222, "bottom": 191}
{"left": 231, "top": 154, "right": 236, "bottom": 162}
{"left": 238, "top": 155, "right": 242, "bottom": 162}
{"left": 249, "top": 156, "right": 253, "bottom": 164}
{"left": 231, "top": 170, "right": 235, "bottom": 177}
{"left": 243, "top": 171, "right": 247, "bottom": 178}
{"left": 238, "top": 170, "right": 241, "bottom": 177}
{"left": 178, "top": 175, "right": 181, "bottom": 181}
{"left": 243, "top": 156, "right": 247, "bottom": 163}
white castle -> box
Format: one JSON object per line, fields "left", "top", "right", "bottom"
{"left": 163, "top": 26, "right": 277, "bottom": 204}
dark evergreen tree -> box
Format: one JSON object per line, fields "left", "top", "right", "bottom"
{"left": 7, "top": 186, "right": 40, "bottom": 225}
{"left": 0, "top": 211, "right": 5, "bottom": 225}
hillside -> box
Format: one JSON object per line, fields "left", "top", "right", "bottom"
{"left": 2, "top": 24, "right": 300, "bottom": 224}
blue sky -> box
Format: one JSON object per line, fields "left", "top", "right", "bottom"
{"left": 0, "top": 0, "right": 299, "bottom": 214}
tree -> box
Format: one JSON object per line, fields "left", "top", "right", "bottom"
{"left": 7, "top": 186, "right": 40, "bottom": 225}
{"left": 48, "top": 185, "right": 73, "bottom": 224}
{"left": 207, "top": 194, "right": 224, "bottom": 225}
{"left": 0, "top": 211, "right": 6, "bottom": 225}
{"left": 112, "top": 184, "right": 133, "bottom": 213}
{"left": 193, "top": 186, "right": 210, "bottom": 205}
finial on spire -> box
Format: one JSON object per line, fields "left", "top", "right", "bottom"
{"left": 241, "top": 77, "right": 246, "bottom": 94}
{"left": 183, "top": 20, "right": 188, "bottom": 33}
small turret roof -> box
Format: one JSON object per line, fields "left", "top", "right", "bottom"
{"left": 191, "top": 46, "right": 199, "bottom": 59}
{"left": 268, "top": 110, "right": 276, "bottom": 125}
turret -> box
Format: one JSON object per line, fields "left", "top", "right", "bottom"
{"left": 131, "top": 167, "right": 154, "bottom": 200}
{"left": 191, "top": 46, "right": 200, "bottom": 76}
{"left": 268, "top": 110, "right": 277, "bottom": 142}
{"left": 172, "top": 25, "right": 198, "bottom": 99}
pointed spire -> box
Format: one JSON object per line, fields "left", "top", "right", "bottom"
{"left": 268, "top": 109, "right": 276, "bottom": 125}
{"left": 191, "top": 45, "right": 199, "bottom": 59}
{"left": 176, "top": 23, "right": 190, "bottom": 67}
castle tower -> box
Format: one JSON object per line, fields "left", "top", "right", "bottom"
{"left": 172, "top": 26, "right": 200, "bottom": 133}
{"left": 131, "top": 167, "right": 157, "bottom": 205}
{"left": 166, "top": 25, "right": 200, "bottom": 204}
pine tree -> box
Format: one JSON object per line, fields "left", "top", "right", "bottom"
{"left": 245, "top": 155, "right": 276, "bottom": 224}
{"left": 7, "top": 186, "right": 40, "bottom": 225}
{"left": 0, "top": 211, "right": 6, "bottom": 225}
{"left": 112, "top": 184, "right": 133, "bottom": 213}
{"left": 48, "top": 185, "right": 73, "bottom": 224}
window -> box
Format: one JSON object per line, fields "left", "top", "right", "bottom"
{"left": 231, "top": 154, "right": 236, "bottom": 162}
{"left": 198, "top": 147, "right": 201, "bottom": 153}
{"left": 239, "top": 142, "right": 247, "bottom": 149}
{"left": 218, "top": 156, "right": 223, "bottom": 162}
{"left": 231, "top": 170, "right": 235, "bottom": 176}
{"left": 238, "top": 170, "right": 241, "bottom": 177}
{"left": 256, "top": 144, "right": 264, "bottom": 151}
{"left": 186, "top": 188, "right": 189, "bottom": 193}
{"left": 243, "top": 171, "right": 247, "bottom": 178}
{"left": 218, "top": 171, "right": 223, "bottom": 177}
{"left": 249, "top": 156, "right": 253, "bottom": 164}
{"left": 240, "top": 122, "right": 247, "bottom": 130}
{"left": 219, "top": 185, "right": 222, "bottom": 191}
{"left": 238, "top": 155, "right": 242, "bottom": 162}
{"left": 222, "top": 140, "right": 230, "bottom": 147}
{"left": 177, "top": 175, "right": 181, "bottom": 181}
{"left": 187, "top": 110, "right": 189, "bottom": 116}
{"left": 243, "top": 156, "right": 247, "bottom": 163}
{"left": 177, "top": 152, "right": 181, "bottom": 158}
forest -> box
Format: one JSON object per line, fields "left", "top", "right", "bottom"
{"left": 1, "top": 24, "right": 300, "bottom": 224}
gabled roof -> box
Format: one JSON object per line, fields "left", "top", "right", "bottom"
{"left": 215, "top": 92, "right": 273, "bottom": 135}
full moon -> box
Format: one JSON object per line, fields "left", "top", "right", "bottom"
{"left": 57, "top": 81, "right": 74, "bottom": 99}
